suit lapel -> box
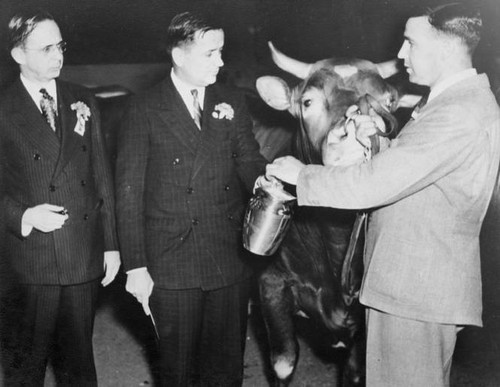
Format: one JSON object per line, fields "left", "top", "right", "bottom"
{"left": 9, "top": 79, "right": 61, "bottom": 162}
{"left": 153, "top": 77, "right": 201, "bottom": 155}
{"left": 52, "top": 82, "right": 80, "bottom": 179}
{"left": 191, "top": 85, "right": 227, "bottom": 179}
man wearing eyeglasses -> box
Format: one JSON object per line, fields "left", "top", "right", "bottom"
{"left": 0, "top": 10, "right": 120, "bottom": 385}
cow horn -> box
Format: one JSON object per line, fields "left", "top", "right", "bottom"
{"left": 268, "top": 41, "right": 313, "bottom": 79}
{"left": 375, "top": 59, "right": 399, "bottom": 79}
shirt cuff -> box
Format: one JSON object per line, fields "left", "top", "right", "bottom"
{"left": 21, "top": 211, "right": 34, "bottom": 237}
{"left": 127, "top": 267, "right": 147, "bottom": 275}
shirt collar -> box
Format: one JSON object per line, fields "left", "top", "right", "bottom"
{"left": 170, "top": 68, "right": 205, "bottom": 110}
{"left": 20, "top": 74, "right": 57, "bottom": 111}
{"left": 428, "top": 68, "right": 477, "bottom": 103}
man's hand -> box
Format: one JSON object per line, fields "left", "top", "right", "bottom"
{"left": 345, "top": 105, "right": 386, "bottom": 149}
{"left": 22, "top": 204, "right": 68, "bottom": 234}
{"left": 322, "top": 120, "right": 366, "bottom": 166}
{"left": 101, "top": 251, "right": 121, "bottom": 287}
{"left": 126, "top": 269, "right": 154, "bottom": 316}
{"left": 266, "top": 156, "right": 305, "bottom": 186}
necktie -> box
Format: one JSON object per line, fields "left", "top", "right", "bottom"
{"left": 191, "top": 89, "right": 202, "bottom": 130}
{"left": 39, "top": 88, "right": 57, "bottom": 132}
{"left": 410, "top": 92, "right": 428, "bottom": 120}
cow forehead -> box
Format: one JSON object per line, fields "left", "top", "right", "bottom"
{"left": 301, "top": 68, "right": 343, "bottom": 94}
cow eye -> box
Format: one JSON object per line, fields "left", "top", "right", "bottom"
{"left": 302, "top": 99, "right": 312, "bottom": 108}
{"left": 386, "top": 97, "right": 395, "bottom": 111}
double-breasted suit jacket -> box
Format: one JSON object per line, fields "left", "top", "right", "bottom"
{"left": 296, "top": 74, "right": 500, "bottom": 326}
{"left": 115, "top": 75, "right": 266, "bottom": 290}
{"left": 0, "top": 78, "right": 118, "bottom": 285}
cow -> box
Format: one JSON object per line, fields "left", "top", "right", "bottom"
{"left": 252, "top": 42, "right": 418, "bottom": 386}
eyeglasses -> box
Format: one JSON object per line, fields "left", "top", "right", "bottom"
{"left": 23, "top": 41, "right": 67, "bottom": 55}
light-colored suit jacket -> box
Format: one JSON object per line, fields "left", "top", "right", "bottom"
{"left": 297, "top": 74, "right": 500, "bottom": 326}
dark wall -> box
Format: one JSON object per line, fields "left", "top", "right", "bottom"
{"left": 0, "top": 0, "right": 498, "bottom": 64}
{"left": 0, "top": 0, "right": 498, "bottom": 91}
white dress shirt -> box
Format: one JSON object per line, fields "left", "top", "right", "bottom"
{"left": 20, "top": 74, "right": 58, "bottom": 113}
{"left": 170, "top": 68, "right": 205, "bottom": 119}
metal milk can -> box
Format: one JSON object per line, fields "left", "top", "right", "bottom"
{"left": 242, "top": 176, "right": 296, "bottom": 256}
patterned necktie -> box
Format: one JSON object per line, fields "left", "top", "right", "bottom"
{"left": 191, "top": 89, "right": 202, "bottom": 130}
{"left": 39, "top": 88, "right": 57, "bottom": 132}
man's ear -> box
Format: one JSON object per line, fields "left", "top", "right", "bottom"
{"left": 11, "top": 46, "right": 25, "bottom": 65}
{"left": 171, "top": 47, "right": 185, "bottom": 68}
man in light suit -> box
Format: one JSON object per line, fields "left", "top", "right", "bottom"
{"left": 115, "top": 11, "right": 266, "bottom": 386}
{"left": 267, "top": 3, "right": 500, "bottom": 386}
{"left": 0, "top": 10, "right": 120, "bottom": 385}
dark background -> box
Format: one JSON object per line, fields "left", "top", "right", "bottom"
{"left": 0, "top": 0, "right": 498, "bottom": 87}
{"left": 0, "top": 2, "right": 499, "bottom": 385}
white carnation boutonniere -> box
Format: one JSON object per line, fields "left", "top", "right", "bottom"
{"left": 71, "top": 101, "right": 91, "bottom": 136}
{"left": 212, "top": 103, "right": 234, "bottom": 121}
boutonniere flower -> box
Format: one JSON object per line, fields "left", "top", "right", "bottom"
{"left": 212, "top": 103, "right": 234, "bottom": 120}
{"left": 71, "top": 101, "right": 91, "bottom": 136}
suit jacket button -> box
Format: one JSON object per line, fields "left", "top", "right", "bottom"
{"left": 33, "top": 153, "right": 41, "bottom": 160}
{"left": 191, "top": 218, "right": 199, "bottom": 226}
{"left": 49, "top": 185, "right": 56, "bottom": 192}
{"left": 227, "top": 214, "right": 234, "bottom": 220}
{"left": 186, "top": 187, "right": 194, "bottom": 194}
{"left": 172, "top": 158, "right": 180, "bottom": 165}
{"left": 83, "top": 214, "right": 89, "bottom": 220}
{"left": 224, "top": 185, "right": 230, "bottom": 191}
{"left": 81, "top": 180, "right": 86, "bottom": 186}
{"left": 231, "top": 152, "right": 238, "bottom": 158}
{"left": 81, "top": 145, "right": 87, "bottom": 152}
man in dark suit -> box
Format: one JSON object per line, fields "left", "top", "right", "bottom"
{"left": 115, "top": 11, "right": 266, "bottom": 386}
{"left": 0, "top": 10, "right": 120, "bottom": 385}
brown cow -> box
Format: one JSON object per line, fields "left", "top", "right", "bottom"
{"left": 253, "top": 42, "right": 418, "bottom": 386}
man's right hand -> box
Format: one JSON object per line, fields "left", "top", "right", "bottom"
{"left": 22, "top": 203, "right": 68, "bottom": 235}
{"left": 126, "top": 269, "right": 154, "bottom": 316}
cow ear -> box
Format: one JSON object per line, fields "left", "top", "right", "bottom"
{"left": 256, "top": 76, "right": 292, "bottom": 111}
{"left": 375, "top": 59, "right": 399, "bottom": 79}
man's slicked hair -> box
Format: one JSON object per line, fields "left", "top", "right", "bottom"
{"left": 8, "top": 10, "right": 55, "bottom": 50}
{"left": 426, "top": 2, "right": 482, "bottom": 55}
{"left": 166, "top": 11, "right": 221, "bottom": 57}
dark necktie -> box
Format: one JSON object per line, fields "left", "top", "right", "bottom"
{"left": 191, "top": 89, "right": 202, "bottom": 130}
{"left": 411, "top": 92, "right": 429, "bottom": 120}
{"left": 39, "top": 88, "right": 57, "bottom": 132}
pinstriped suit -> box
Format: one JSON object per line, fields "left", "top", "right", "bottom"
{"left": 0, "top": 78, "right": 118, "bottom": 385}
{"left": 115, "top": 75, "right": 265, "bottom": 289}
{"left": 115, "top": 74, "right": 266, "bottom": 385}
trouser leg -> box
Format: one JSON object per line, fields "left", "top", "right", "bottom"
{"left": 199, "top": 279, "right": 250, "bottom": 387}
{"left": 366, "top": 308, "right": 458, "bottom": 387}
{"left": 7, "top": 284, "right": 60, "bottom": 386}
{"left": 52, "top": 280, "right": 99, "bottom": 386}
{"left": 151, "top": 287, "right": 203, "bottom": 387}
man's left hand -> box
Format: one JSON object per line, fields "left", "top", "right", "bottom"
{"left": 102, "top": 251, "right": 121, "bottom": 286}
{"left": 266, "top": 156, "right": 305, "bottom": 186}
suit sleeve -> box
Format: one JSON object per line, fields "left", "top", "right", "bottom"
{"left": 232, "top": 92, "right": 267, "bottom": 192}
{"left": 88, "top": 93, "right": 119, "bottom": 251}
{"left": 114, "top": 98, "right": 149, "bottom": 270}
{"left": 297, "top": 102, "right": 481, "bottom": 209}
{"left": 0, "top": 107, "right": 29, "bottom": 239}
